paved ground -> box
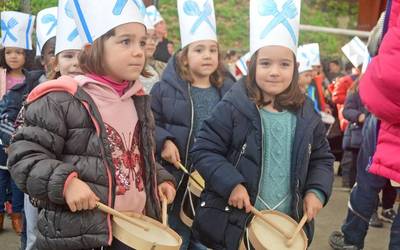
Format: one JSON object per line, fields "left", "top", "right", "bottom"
{"left": 0, "top": 176, "right": 394, "bottom": 250}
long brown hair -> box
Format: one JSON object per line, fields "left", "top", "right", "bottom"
{"left": 245, "top": 50, "right": 305, "bottom": 112}
{"left": 175, "top": 43, "right": 225, "bottom": 88}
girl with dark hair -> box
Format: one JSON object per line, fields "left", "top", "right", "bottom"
{"left": 189, "top": 1, "right": 334, "bottom": 249}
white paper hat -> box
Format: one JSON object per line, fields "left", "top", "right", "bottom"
{"left": 297, "top": 45, "right": 312, "bottom": 73}
{"left": 146, "top": 5, "right": 164, "bottom": 26}
{"left": 341, "top": 36, "right": 367, "bottom": 68}
{"left": 178, "top": 0, "right": 218, "bottom": 48}
{"left": 361, "top": 47, "right": 371, "bottom": 73}
{"left": 250, "top": 0, "right": 301, "bottom": 56}
{"left": 235, "top": 52, "right": 251, "bottom": 76}
{"left": 55, "top": 0, "right": 83, "bottom": 55}
{"left": 69, "top": 0, "right": 146, "bottom": 44}
{"left": 144, "top": 13, "right": 155, "bottom": 30}
{"left": 1, "top": 11, "right": 35, "bottom": 50}
{"left": 36, "top": 7, "right": 58, "bottom": 55}
{"left": 302, "top": 43, "right": 320, "bottom": 66}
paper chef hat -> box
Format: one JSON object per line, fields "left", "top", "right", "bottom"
{"left": 250, "top": 0, "right": 301, "bottom": 56}
{"left": 146, "top": 5, "right": 164, "bottom": 26}
{"left": 341, "top": 36, "right": 367, "bottom": 68}
{"left": 69, "top": 0, "right": 146, "bottom": 44}
{"left": 302, "top": 43, "right": 320, "bottom": 66}
{"left": 361, "top": 47, "right": 371, "bottom": 73}
{"left": 36, "top": 7, "right": 58, "bottom": 55}
{"left": 236, "top": 52, "right": 251, "bottom": 76}
{"left": 178, "top": 0, "right": 218, "bottom": 48}
{"left": 1, "top": 11, "right": 35, "bottom": 50}
{"left": 297, "top": 45, "right": 312, "bottom": 73}
{"left": 144, "top": 14, "right": 155, "bottom": 30}
{"left": 55, "top": 0, "right": 83, "bottom": 55}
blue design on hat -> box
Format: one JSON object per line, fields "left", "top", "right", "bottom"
{"left": 258, "top": 0, "right": 298, "bottom": 45}
{"left": 41, "top": 13, "right": 58, "bottom": 36}
{"left": 72, "top": 0, "right": 93, "bottom": 43}
{"left": 1, "top": 17, "right": 19, "bottom": 43}
{"left": 299, "top": 50, "right": 311, "bottom": 68}
{"left": 146, "top": 8, "right": 160, "bottom": 23}
{"left": 65, "top": 0, "right": 79, "bottom": 41}
{"left": 25, "top": 15, "right": 34, "bottom": 49}
{"left": 183, "top": 0, "right": 215, "bottom": 34}
{"left": 112, "top": 0, "right": 146, "bottom": 17}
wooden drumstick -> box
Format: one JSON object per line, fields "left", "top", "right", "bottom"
{"left": 96, "top": 202, "right": 149, "bottom": 231}
{"left": 161, "top": 196, "right": 168, "bottom": 226}
{"left": 250, "top": 207, "right": 291, "bottom": 239}
{"left": 286, "top": 214, "right": 308, "bottom": 246}
{"left": 176, "top": 162, "right": 205, "bottom": 189}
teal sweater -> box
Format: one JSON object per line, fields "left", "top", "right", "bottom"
{"left": 255, "top": 109, "right": 325, "bottom": 214}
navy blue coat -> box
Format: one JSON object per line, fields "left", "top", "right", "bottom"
{"left": 343, "top": 91, "right": 367, "bottom": 125}
{"left": 150, "top": 55, "right": 234, "bottom": 185}
{"left": 0, "top": 70, "right": 44, "bottom": 165}
{"left": 0, "top": 70, "right": 44, "bottom": 146}
{"left": 191, "top": 79, "right": 335, "bottom": 250}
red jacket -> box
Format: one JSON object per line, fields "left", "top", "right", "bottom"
{"left": 360, "top": 10, "right": 400, "bottom": 182}
{"left": 329, "top": 75, "right": 354, "bottom": 131}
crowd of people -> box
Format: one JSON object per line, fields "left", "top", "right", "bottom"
{"left": 0, "top": 0, "right": 399, "bottom": 250}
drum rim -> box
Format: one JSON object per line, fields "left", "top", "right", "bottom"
{"left": 112, "top": 212, "right": 182, "bottom": 249}
{"left": 248, "top": 210, "right": 308, "bottom": 250}
{"left": 188, "top": 171, "right": 204, "bottom": 197}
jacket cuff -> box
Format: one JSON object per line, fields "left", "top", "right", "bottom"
{"left": 306, "top": 188, "right": 326, "bottom": 205}
{"left": 62, "top": 172, "right": 78, "bottom": 197}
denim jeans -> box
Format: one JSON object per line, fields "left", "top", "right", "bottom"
{"left": 24, "top": 194, "right": 38, "bottom": 250}
{"left": 0, "top": 169, "right": 24, "bottom": 213}
{"left": 341, "top": 157, "right": 400, "bottom": 249}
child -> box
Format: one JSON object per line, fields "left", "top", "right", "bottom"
{"left": 297, "top": 45, "right": 314, "bottom": 94}
{"left": 0, "top": 10, "right": 35, "bottom": 234}
{"left": 150, "top": 0, "right": 233, "bottom": 249}
{"left": 139, "top": 9, "right": 167, "bottom": 93}
{"left": 8, "top": 1, "right": 176, "bottom": 249}
{"left": 190, "top": 1, "right": 334, "bottom": 249}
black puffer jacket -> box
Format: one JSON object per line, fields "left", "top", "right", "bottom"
{"left": 8, "top": 77, "right": 175, "bottom": 250}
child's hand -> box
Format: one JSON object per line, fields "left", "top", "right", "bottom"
{"left": 158, "top": 182, "right": 176, "bottom": 204}
{"left": 64, "top": 177, "right": 99, "bottom": 212}
{"left": 228, "top": 184, "right": 252, "bottom": 213}
{"left": 303, "top": 192, "right": 323, "bottom": 222}
{"left": 161, "top": 140, "right": 181, "bottom": 168}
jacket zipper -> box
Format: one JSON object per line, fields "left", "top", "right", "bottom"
{"left": 243, "top": 108, "right": 264, "bottom": 250}
{"left": 234, "top": 143, "right": 247, "bottom": 168}
{"left": 176, "top": 84, "right": 195, "bottom": 192}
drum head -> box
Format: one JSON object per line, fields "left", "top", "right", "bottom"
{"left": 320, "top": 112, "right": 335, "bottom": 125}
{"left": 248, "top": 210, "right": 308, "bottom": 250}
{"left": 391, "top": 180, "right": 400, "bottom": 187}
{"left": 112, "top": 213, "right": 182, "bottom": 250}
{"left": 188, "top": 171, "right": 205, "bottom": 197}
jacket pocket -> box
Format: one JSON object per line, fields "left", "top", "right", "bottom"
{"left": 192, "top": 193, "right": 231, "bottom": 248}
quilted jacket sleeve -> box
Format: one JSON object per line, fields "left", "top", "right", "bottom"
{"left": 191, "top": 101, "right": 246, "bottom": 199}
{"left": 8, "top": 93, "right": 78, "bottom": 205}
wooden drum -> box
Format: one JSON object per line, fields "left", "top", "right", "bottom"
{"left": 180, "top": 170, "right": 205, "bottom": 227}
{"left": 246, "top": 210, "right": 308, "bottom": 250}
{"left": 112, "top": 212, "right": 182, "bottom": 250}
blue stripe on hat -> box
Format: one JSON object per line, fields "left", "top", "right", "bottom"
{"left": 25, "top": 15, "right": 33, "bottom": 49}
{"left": 72, "top": 0, "right": 93, "bottom": 44}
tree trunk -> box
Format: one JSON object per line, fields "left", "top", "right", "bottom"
{"left": 20, "top": 0, "right": 31, "bottom": 13}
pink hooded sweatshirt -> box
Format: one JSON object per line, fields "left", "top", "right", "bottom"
{"left": 360, "top": 5, "right": 400, "bottom": 182}
{"left": 75, "top": 75, "right": 147, "bottom": 213}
